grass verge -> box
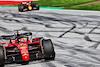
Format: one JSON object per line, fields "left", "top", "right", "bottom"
{"left": 33, "top": 0, "right": 98, "bottom": 8}
{"left": 1, "top": 0, "right": 100, "bottom": 10}
{"left": 67, "top": 3, "right": 100, "bottom": 11}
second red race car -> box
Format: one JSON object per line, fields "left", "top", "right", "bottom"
{"left": 0, "top": 30, "right": 55, "bottom": 67}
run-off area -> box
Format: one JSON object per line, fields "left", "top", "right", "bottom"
{"left": 0, "top": 7, "right": 100, "bottom": 67}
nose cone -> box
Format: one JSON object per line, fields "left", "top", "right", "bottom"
{"left": 18, "top": 43, "right": 30, "bottom": 61}
{"left": 22, "top": 55, "right": 30, "bottom": 61}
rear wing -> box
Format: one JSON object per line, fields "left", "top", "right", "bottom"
{"left": 1, "top": 35, "right": 14, "bottom": 40}
{"left": 0, "top": 32, "right": 32, "bottom": 40}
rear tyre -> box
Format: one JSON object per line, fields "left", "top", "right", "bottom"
{"left": 18, "top": 5, "right": 24, "bottom": 12}
{"left": 32, "top": 3, "right": 39, "bottom": 10}
{"left": 0, "top": 46, "right": 5, "bottom": 67}
{"left": 42, "top": 39, "right": 55, "bottom": 60}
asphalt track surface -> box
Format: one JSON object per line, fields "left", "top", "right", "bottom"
{"left": 1, "top": 7, "right": 100, "bottom": 67}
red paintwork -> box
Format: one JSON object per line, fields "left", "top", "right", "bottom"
{"left": 4, "top": 38, "right": 40, "bottom": 61}
{"left": 0, "top": 0, "right": 34, "bottom": 5}
{"left": 1, "top": 42, "right": 6, "bottom": 44}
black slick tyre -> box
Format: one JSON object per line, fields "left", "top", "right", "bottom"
{"left": 18, "top": 5, "right": 24, "bottom": 12}
{"left": 32, "top": 3, "right": 39, "bottom": 10}
{"left": 42, "top": 39, "right": 55, "bottom": 60}
{"left": 0, "top": 46, "right": 5, "bottom": 67}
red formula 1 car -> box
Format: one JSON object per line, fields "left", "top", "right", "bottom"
{"left": 18, "top": 2, "right": 39, "bottom": 12}
{"left": 0, "top": 30, "right": 55, "bottom": 67}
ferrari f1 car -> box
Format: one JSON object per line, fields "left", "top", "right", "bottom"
{"left": 0, "top": 30, "right": 55, "bottom": 67}
{"left": 18, "top": 2, "right": 39, "bottom": 12}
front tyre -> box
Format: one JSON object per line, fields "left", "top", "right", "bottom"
{"left": 0, "top": 46, "right": 5, "bottom": 67}
{"left": 32, "top": 3, "right": 39, "bottom": 10}
{"left": 42, "top": 39, "right": 55, "bottom": 60}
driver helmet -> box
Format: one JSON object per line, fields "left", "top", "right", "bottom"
{"left": 20, "top": 38, "right": 25, "bottom": 42}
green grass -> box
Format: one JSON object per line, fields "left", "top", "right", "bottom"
{"left": 33, "top": 0, "right": 98, "bottom": 7}
{"left": 2, "top": 0, "right": 100, "bottom": 10}
{"left": 68, "top": 3, "right": 100, "bottom": 11}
